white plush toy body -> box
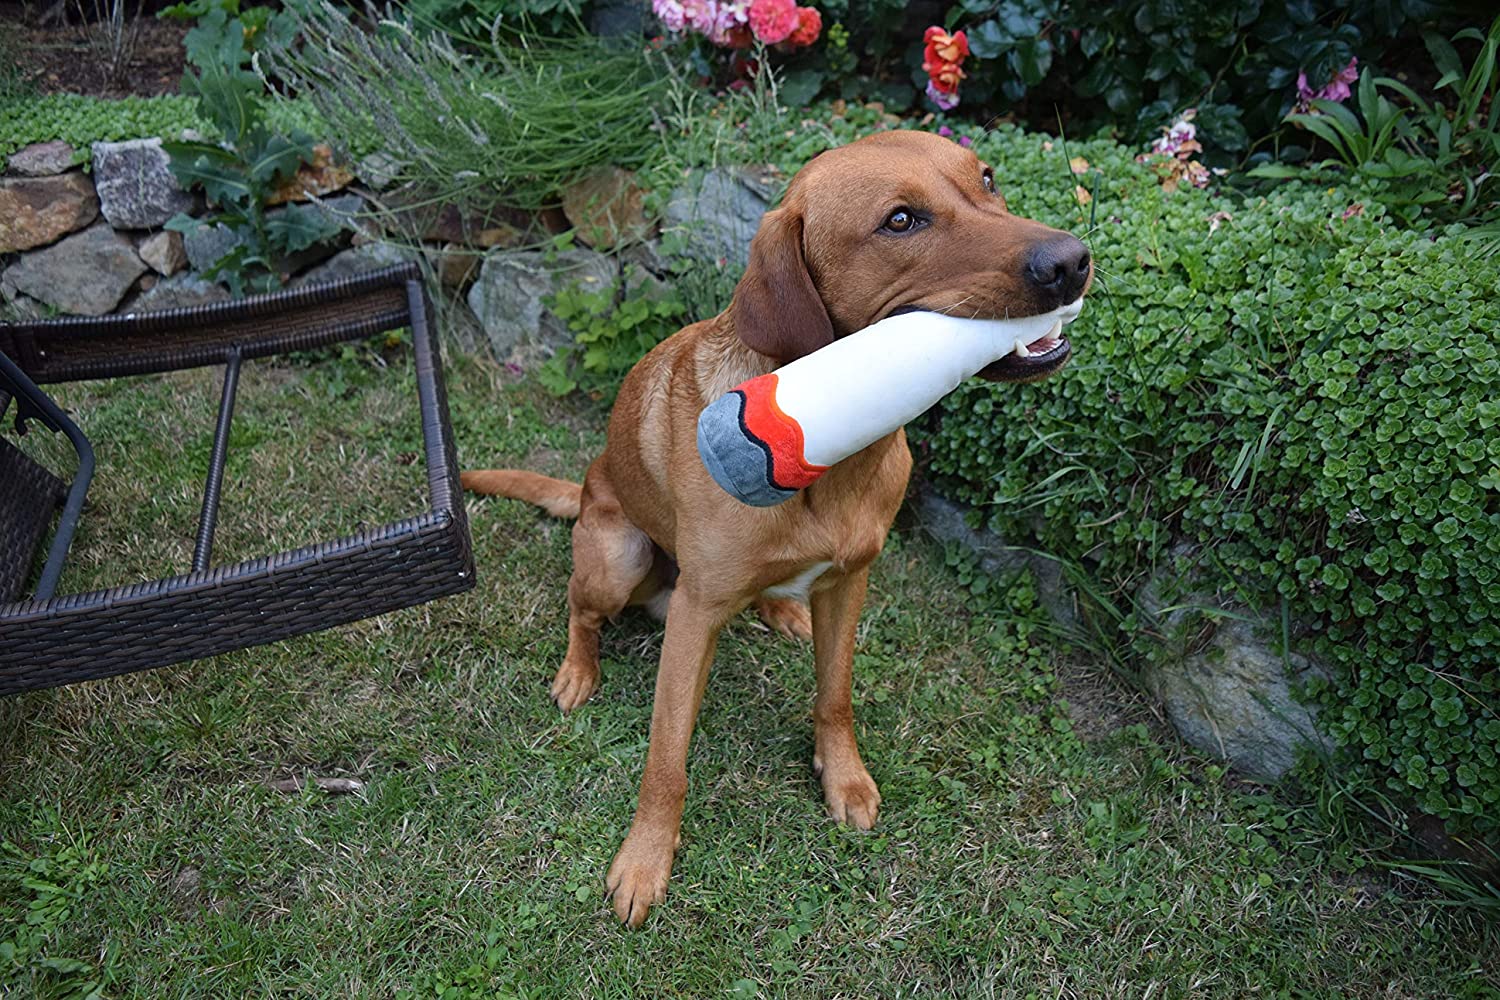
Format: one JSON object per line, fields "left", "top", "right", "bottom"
{"left": 697, "top": 307, "right": 1075, "bottom": 506}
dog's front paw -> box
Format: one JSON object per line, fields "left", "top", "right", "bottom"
{"left": 816, "top": 756, "right": 881, "bottom": 830}
{"left": 605, "top": 833, "right": 675, "bottom": 928}
{"left": 550, "top": 659, "right": 599, "bottom": 712}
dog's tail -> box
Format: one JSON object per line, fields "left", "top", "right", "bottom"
{"left": 459, "top": 469, "right": 582, "bottom": 519}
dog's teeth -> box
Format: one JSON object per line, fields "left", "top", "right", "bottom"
{"left": 1014, "top": 337, "right": 1029, "bottom": 358}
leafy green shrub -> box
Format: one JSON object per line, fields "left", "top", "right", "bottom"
{"left": 163, "top": 7, "right": 342, "bottom": 294}
{"left": 949, "top": 0, "right": 1442, "bottom": 158}
{"left": 539, "top": 265, "right": 691, "bottom": 401}
{"left": 0, "top": 94, "right": 206, "bottom": 159}
{"left": 730, "top": 0, "right": 1441, "bottom": 158}
{"left": 1251, "top": 16, "right": 1499, "bottom": 227}
{"left": 913, "top": 123, "right": 1497, "bottom": 843}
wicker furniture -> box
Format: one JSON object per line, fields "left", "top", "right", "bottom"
{"left": 0, "top": 263, "right": 474, "bottom": 696}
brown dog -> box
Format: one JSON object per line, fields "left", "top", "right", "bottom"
{"left": 462, "top": 129, "right": 1090, "bottom": 927}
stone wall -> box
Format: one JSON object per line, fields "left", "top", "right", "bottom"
{"left": 0, "top": 141, "right": 776, "bottom": 374}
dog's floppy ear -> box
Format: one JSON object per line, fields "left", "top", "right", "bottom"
{"left": 730, "top": 206, "right": 835, "bottom": 363}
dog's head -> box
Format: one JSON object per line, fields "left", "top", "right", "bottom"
{"left": 730, "top": 130, "right": 1091, "bottom": 383}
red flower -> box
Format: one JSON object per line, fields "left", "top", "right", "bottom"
{"left": 928, "top": 62, "right": 965, "bottom": 93}
{"left": 787, "top": 6, "right": 821, "bottom": 47}
{"left": 921, "top": 24, "right": 969, "bottom": 109}
{"left": 922, "top": 27, "right": 969, "bottom": 69}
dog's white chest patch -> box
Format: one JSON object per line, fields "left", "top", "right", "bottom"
{"left": 762, "top": 561, "right": 834, "bottom": 601}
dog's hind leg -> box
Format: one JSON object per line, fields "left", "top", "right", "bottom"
{"left": 553, "top": 464, "right": 654, "bottom": 712}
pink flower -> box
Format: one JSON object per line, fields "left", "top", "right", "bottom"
{"left": 926, "top": 79, "right": 959, "bottom": 111}
{"left": 652, "top": 0, "right": 686, "bottom": 32}
{"left": 708, "top": 0, "right": 749, "bottom": 43}
{"left": 1149, "top": 108, "right": 1199, "bottom": 157}
{"left": 1296, "top": 57, "right": 1358, "bottom": 110}
{"left": 683, "top": 0, "right": 719, "bottom": 35}
{"left": 747, "top": 0, "right": 799, "bottom": 44}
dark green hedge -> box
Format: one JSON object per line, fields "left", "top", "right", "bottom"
{"left": 922, "top": 125, "right": 1498, "bottom": 839}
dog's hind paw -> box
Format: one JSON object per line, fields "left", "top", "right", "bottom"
{"left": 754, "top": 598, "right": 813, "bottom": 641}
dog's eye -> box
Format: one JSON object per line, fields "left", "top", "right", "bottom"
{"left": 982, "top": 170, "right": 996, "bottom": 194}
{"left": 882, "top": 208, "right": 918, "bottom": 233}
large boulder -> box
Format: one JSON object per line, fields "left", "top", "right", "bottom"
{"left": 1137, "top": 562, "right": 1332, "bottom": 781}
{"left": 91, "top": 138, "right": 195, "bottom": 229}
{"left": 663, "top": 166, "right": 779, "bottom": 270}
{"left": 466, "top": 248, "right": 617, "bottom": 364}
{"left": 0, "top": 172, "right": 99, "bottom": 252}
{"left": 3, "top": 221, "right": 147, "bottom": 316}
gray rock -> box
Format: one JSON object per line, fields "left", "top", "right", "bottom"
{"left": 182, "top": 221, "right": 244, "bottom": 273}
{"left": 291, "top": 242, "right": 416, "bottom": 288}
{"left": 0, "top": 172, "right": 99, "bottom": 252}
{"left": 620, "top": 239, "right": 669, "bottom": 277}
{"left": 355, "top": 152, "right": 404, "bottom": 190}
{"left": 119, "top": 273, "right": 232, "bottom": 314}
{"left": 1137, "top": 563, "right": 1331, "bottom": 781}
{"left": 7, "top": 140, "right": 77, "bottom": 177}
{"left": 302, "top": 192, "right": 367, "bottom": 232}
{"left": 465, "top": 248, "right": 618, "bottom": 365}
{"left": 0, "top": 277, "right": 47, "bottom": 321}
{"left": 908, "top": 487, "right": 1077, "bottom": 628}
{"left": 4, "top": 221, "right": 147, "bottom": 315}
{"left": 663, "top": 167, "right": 776, "bottom": 270}
{"left": 91, "top": 138, "right": 195, "bottom": 229}
{"left": 138, "top": 230, "right": 187, "bottom": 276}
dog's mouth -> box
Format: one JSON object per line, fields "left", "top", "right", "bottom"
{"left": 974, "top": 299, "right": 1082, "bottom": 383}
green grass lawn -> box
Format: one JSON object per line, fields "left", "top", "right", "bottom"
{"left": 1, "top": 338, "right": 1496, "bottom": 998}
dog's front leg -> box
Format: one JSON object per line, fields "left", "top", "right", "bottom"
{"left": 606, "top": 587, "right": 731, "bottom": 927}
{"left": 810, "top": 565, "right": 881, "bottom": 829}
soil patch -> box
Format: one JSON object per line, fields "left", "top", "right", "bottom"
{"left": 2, "top": 1, "right": 188, "bottom": 97}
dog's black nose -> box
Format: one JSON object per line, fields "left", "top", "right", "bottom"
{"left": 1025, "top": 234, "right": 1091, "bottom": 303}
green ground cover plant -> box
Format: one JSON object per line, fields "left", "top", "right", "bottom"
{"left": 912, "top": 122, "right": 1499, "bottom": 852}
{"left": 0, "top": 93, "right": 204, "bottom": 160}
{"left": 0, "top": 348, "right": 1495, "bottom": 995}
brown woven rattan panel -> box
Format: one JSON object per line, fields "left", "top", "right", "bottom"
{"left": 0, "top": 438, "right": 65, "bottom": 604}
{"left": 0, "top": 263, "right": 475, "bottom": 695}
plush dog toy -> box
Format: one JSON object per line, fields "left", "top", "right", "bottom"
{"left": 698, "top": 309, "right": 1067, "bottom": 506}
